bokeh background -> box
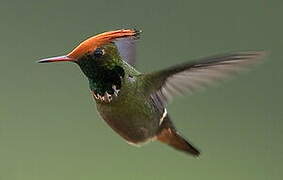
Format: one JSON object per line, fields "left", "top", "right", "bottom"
{"left": 0, "top": 0, "right": 282, "bottom": 179}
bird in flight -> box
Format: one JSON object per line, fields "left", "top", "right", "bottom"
{"left": 38, "top": 29, "right": 265, "bottom": 156}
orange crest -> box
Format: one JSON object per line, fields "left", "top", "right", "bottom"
{"left": 67, "top": 29, "right": 138, "bottom": 59}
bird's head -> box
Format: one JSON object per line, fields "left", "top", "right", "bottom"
{"left": 38, "top": 29, "right": 140, "bottom": 79}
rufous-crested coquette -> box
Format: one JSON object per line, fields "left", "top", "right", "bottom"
{"left": 38, "top": 29, "right": 265, "bottom": 156}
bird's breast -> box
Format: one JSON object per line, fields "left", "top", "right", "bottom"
{"left": 95, "top": 86, "right": 161, "bottom": 144}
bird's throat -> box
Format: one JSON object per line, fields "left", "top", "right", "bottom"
{"left": 87, "top": 65, "right": 125, "bottom": 98}
{"left": 76, "top": 54, "right": 125, "bottom": 100}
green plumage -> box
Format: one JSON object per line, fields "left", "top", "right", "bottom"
{"left": 77, "top": 43, "right": 161, "bottom": 143}
{"left": 39, "top": 30, "right": 264, "bottom": 156}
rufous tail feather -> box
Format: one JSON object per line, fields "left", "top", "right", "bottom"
{"left": 157, "top": 127, "right": 200, "bottom": 157}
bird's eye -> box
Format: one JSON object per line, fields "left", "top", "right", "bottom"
{"left": 93, "top": 48, "right": 105, "bottom": 58}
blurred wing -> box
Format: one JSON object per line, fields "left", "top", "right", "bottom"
{"left": 144, "top": 51, "right": 265, "bottom": 105}
{"left": 115, "top": 37, "right": 138, "bottom": 66}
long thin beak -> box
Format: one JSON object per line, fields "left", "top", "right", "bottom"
{"left": 37, "top": 55, "right": 76, "bottom": 63}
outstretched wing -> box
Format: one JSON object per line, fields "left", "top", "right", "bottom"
{"left": 143, "top": 51, "right": 266, "bottom": 105}
{"left": 115, "top": 36, "right": 139, "bottom": 67}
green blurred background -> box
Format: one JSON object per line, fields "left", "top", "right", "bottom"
{"left": 0, "top": 0, "right": 282, "bottom": 179}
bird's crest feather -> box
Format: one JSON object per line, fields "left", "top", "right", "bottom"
{"left": 67, "top": 29, "right": 139, "bottom": 59}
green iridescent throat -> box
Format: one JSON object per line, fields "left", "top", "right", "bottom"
{"left": 76, "top": 43, "right": 125, "bottom": 96}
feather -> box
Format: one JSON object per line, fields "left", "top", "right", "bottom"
{"left": 115, "top": 36, "right": 138, "bottom": 66}
{"left": 144, "top": 51, "right": 266, "bottom": 105}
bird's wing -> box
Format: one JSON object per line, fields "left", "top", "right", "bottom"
{"left": 143, "top": 51, "right": 265, "bottom": 105}
{"left": 115, "top": 36, "right": 139, "bottom": 67}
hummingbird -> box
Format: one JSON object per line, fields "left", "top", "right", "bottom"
{"left": 38, "top": 29, "right": 265, "bottom": 156}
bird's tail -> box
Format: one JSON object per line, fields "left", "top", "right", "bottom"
{"left": 156, "top": 119, "right": 200, "bottom": 157}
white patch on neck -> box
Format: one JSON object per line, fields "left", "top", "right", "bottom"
{"left": 159, "top": 108, "right": 167, "bottom": 125}
{"left": 92, "top": 84, "right": 121, "bottom": 103}
{"left": 92, "top": 91, "right": 113, "bottom": 103}
{"left": 128, "top": 75, "right": 136, "bottom": 83}
{"left": 112, "top": 85, "right": 120, "bottom": 97}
